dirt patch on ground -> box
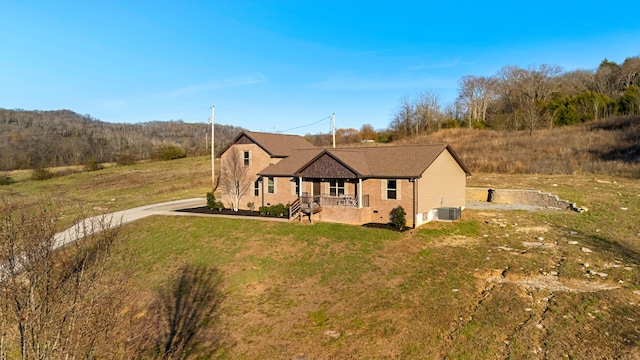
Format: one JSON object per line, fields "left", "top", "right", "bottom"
{"left": 425, "top": 235, "right": 481, "bottom": 248}
{"left": 497, "top": 274, "right": 621, "bottom": 293}
{"left": 515, "top": 226, "right": 551, "bottom": 233}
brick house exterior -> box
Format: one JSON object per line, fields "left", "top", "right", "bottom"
{"left": 217, "top": 131, "right": 471, "bottom": 228}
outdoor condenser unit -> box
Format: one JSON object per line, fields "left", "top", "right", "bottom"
{"left": 437, "top": 207, "right": 461, "bottom": 221}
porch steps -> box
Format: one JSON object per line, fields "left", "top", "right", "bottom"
{"left": 289, "top": 198, "right": 301, "bottom": 222}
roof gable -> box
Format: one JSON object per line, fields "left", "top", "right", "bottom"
{"left": 297, "top": 152, "right": 359, "bottom": 179}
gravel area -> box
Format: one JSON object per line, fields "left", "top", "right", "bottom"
{"left": 465, "top": 201, "right": 552, "bottom": 211}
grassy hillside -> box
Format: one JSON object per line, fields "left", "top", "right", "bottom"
{"left": 398, "top": 115, "right": 640, "bottom": 178}
{"left": 117, "top": 173, "right": 639, "bottom": 358}
{"left": 1, "top": 136, "right": 639, "bottom": 358}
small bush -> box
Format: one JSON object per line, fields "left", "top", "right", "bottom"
{"left": 206, "top": 192, "right": 224, "bottom": 210}
{"left": 258, "top": 204, "right": 289, "bottom": 217}
{"left": 85, "top": 157, "right": 104, "bottom": 172}
{"left": 116, "top": 152, "right": 136, "bottom": 166}
{"left": 152, "top": 144, "right": 187, "bottom": 161}
{"left": 247, "top": 202, "right": 255, "bottom": 211}
{"left": 0, "top": 174, "right": 15, "bottom": 185}
{"left": 390, "top": 206, "right": 407, "bottom": 230}
{"left": 31, "top": 168, "right": 54, "bottom": 181}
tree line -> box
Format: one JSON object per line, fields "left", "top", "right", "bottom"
{"left": 3, "top": 56, "right": 638, "bottom": 171}
{"left": 388, "top": 56, "right": 640, "bottom": 138}
{"left": 0, "top": 109, "right": 243, "bottom": 171}
{"left": 303, "top": 56, "right": 639, "bottom": 145}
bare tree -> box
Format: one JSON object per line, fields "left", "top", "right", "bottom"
{"left": 414, "top": 91, "right": 443, "bottom": 134}
{"left": 499, "top": 64, "right": 561, "bottom": 134}
{"left": 457, "top": 75, "right": 496, "bottom": 127}
{"left": 335, "top": 128, "right": 362, "bottom": 144}
{"left": 219, "top": 148, "right": 252, "bottom": 211}
{"left": 390, "top": 96, "right": 414, "bottom": 138}
{"left": 0, "top": 198, "right": 134, "bottom": 359}
{"left": 620, "top": 56, "right": 640, "bottom": 88}
{"left": 359, "top": 124, "right": 377, "bottom": 141}
{"left": 593, "top": 59, "right": 622, "bottom": 98}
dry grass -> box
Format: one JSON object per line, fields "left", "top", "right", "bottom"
{"left": 114, "top": 192, "right": 638, "bottom": 359}
{"left": 0, "top": 156, "right": 215, "bottom": 227}
{"left": 109, "top": 171, "right": 640, "bottom": 359}
{"left": 398, "top": 115, "right": 640, "bottom": 177}
{"left": 2, "top": 119, "right": 640, "bottom": 358}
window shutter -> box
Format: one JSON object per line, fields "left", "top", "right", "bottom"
{"left": 381, "top": 179, "right": 386, "bottom": 200}
{"left": 397, "top": 180, "right": 401, "bottom": 200}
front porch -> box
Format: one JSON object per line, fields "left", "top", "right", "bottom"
{"left": 299, "top": 194, "right": 370, "bottom": 208}
{"left": 290, "top": 194, "right": 372, "bottom": 225}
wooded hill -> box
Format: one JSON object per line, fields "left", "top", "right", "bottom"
{"left": 0, "top": 109, "right": 243, "bottom": 171}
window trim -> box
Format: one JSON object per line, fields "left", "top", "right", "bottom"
{"left": 267, "top": 176, "right": 275, "bottom": 194}
{"left": 243, "top": 150, "right": 251, "bottom": 167}
{"left": 387, "top": 179, "right": 397, "bottom": 199}
{"left": 329, "top": 179, "right": 345, "bottom": 197}
{"left": 254, "top": 179, "right": 260, "bottom": 196}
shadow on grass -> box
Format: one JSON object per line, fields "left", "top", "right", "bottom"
{"left": 151, "top": 264, "right": 225, "bottom": 359}
{"left": 584, "top": 233, "right": 640, "bottom": 266}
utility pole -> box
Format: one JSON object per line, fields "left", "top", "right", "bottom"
{"left": 331, "top": 113, "right": 336, "bottom": 148}
{"left": 210, "top": 105, "right": 215, "bottom": 190}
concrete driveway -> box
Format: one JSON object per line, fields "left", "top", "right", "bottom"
{"left": 53, "top": 198, "right": 206, "bottom": 250}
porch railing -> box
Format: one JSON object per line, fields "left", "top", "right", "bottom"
{"left": 300, "top": 194, "right": 369, "bottom": 208}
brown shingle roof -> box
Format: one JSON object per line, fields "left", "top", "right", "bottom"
{"left": 259, "top": 144, "right": 471, "bottom": 178}
{"left": 217, "top": 131, "right": 316, "bottom": 158}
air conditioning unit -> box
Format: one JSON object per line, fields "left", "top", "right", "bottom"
{"left": 437, "top": 207, "right": 461, "bottom": 221}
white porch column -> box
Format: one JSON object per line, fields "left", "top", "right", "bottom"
{"left": 298, "top": 177, "right": 302, "bottom": 197}
{"left": 358, "top": 178, "right": 363, "bottom": 208}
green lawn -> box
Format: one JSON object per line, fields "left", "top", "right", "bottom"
{"left": 3, "top": 157, "right": 639, "bottom": 358}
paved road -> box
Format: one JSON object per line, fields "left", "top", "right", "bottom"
{"left": 52, "top": 198, "right": 207, "bottom": 250}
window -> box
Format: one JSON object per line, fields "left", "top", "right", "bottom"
{"left": 267, "top": 177, "right": 275, "bottom": 194}
{"left": 254, "top": 179, "right": 260, "bottom": 196}
{"left": 243, "top": 151, "right": 250, "bottom": 166}
{"left": 387, "top": 179, "right": 397, "bottom": 200}
{"left": 329, "top": 179, "right": 345, "bottom": 196}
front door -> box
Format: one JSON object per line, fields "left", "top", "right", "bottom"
{"left": 313, "top": 180, "right": 321, "bottom": 196}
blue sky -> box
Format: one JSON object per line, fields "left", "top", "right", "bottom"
{"left": 1, "top": 1, "right": 639, "bottom": 134}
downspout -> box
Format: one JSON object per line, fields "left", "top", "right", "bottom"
{"left": 261, "top": 177, "right": 265, "bottom": 208}
{"left": 358, "top": 178, "right": 363, "bottom": 208}
{"left": 413, "top": 178, "right": 418, "bottom": 228}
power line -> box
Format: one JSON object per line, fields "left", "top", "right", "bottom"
{"left": 276, "top": 115, "right": 332, "bottom": 134}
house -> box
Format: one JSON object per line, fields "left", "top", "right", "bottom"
{"left": 217, "top": 130, "right": 471, "bottom": 228}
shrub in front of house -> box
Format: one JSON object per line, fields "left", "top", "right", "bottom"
{"left": 390, "top": 206, "right": 407, "bottom": 230}
{"left": 258, "top": 203, "right": 289, "bottom": 217}
{"left": 206, "top": 192, "right": 224, "bottom": 210}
